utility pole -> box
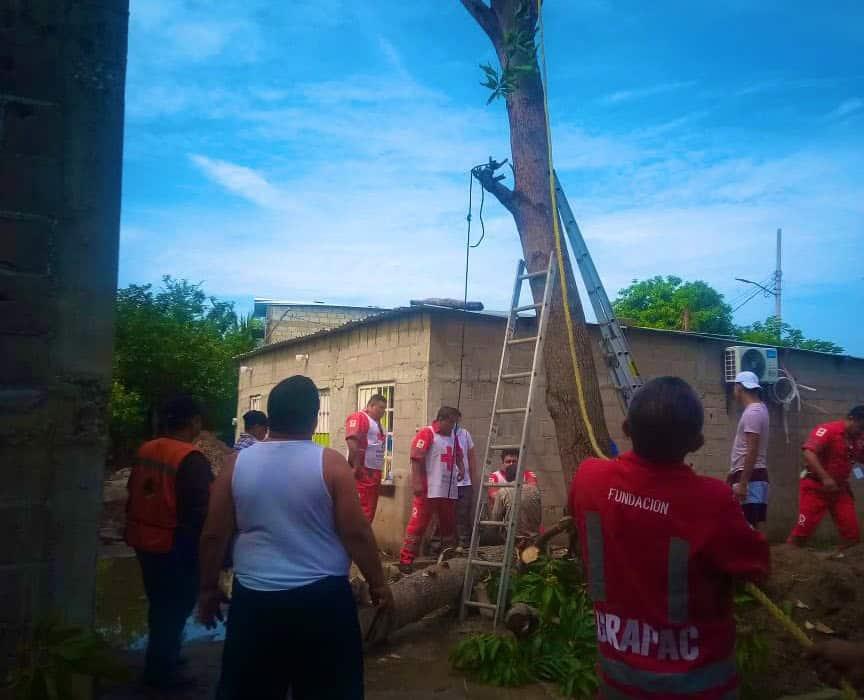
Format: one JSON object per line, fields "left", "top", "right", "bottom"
{"left": 774, "top": 228, "right": 782, "bottom": 329}
{"left": 734, "top": 227, "right": 784, "bottom": 342}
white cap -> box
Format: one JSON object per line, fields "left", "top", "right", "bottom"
{"left": 735, "top": 371, "right": 761, "bottom": 389}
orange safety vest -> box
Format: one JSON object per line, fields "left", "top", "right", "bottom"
{"left": 125, "top": 438, "right": 201, "bottom": 553}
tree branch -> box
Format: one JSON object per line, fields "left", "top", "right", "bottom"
{"left": 473, "top": 166, "right": 515, "bottom": 213}
{"left": 459, "top": 0, "right": 503, "bottom": 48}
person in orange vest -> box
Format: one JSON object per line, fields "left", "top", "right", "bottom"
{"left": 125, "top": 395, "right": 213, "bottom": 689}
{"left": 570, "top": 377, "right": 770, "bottom": 699}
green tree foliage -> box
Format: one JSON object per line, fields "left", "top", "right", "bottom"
{"left": 110, "top": 276, "right": 260, "bottom": 463}
{"left": 613, "top": 278, "right": 843, "bottom": 354}
{"left": 451, "top": 558, "right": 598, "bottom": 697}
{"left": 612, "top": 276, "right": 736, "bottom": 335}
{"left": 737, "top": 316, "right": 844, "bottom": 354}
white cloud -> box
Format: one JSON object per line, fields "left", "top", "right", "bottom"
{"left": 189, "top": 155, "right": 296, "bottom": 212}
{"left": 600, "top": 81, "right": 696, "bottom": 104}
{"left": 829, "top": 97, "right": 863, "bottom": 118}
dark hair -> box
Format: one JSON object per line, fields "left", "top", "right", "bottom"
{"left": 437, "top": 406, "right": 461, "bottom": 422}
{"left": 627, "top": 377, "right": 703, "bottom": 462}
{"left": 267, "top": 376, "right": 320, "bottom": 434}
{"left": 501, "top": 448, "right": 520, "bottom": 460}
{"left": 367, "top": 394, "right": 387, "bottom": 407}
{"left": 243, "top": 410, "right": 268, "bottom": 430}
{"left": 159, "top": 395, "right": 203, "bottom": 433}
{"left": 849, "top": 406, "right": 864, "bottom": 423}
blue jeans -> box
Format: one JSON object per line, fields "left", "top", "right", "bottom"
{"left": 136, "top": 545, "right": 198, "bottom": 682}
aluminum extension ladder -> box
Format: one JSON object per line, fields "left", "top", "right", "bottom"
{"left": 459, "top": 254, "right": 556, "bottom": 628}
{"left": 554, "top": 171, "right": 643, "bottom": 411}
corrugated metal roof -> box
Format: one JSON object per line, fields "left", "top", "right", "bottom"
{"left": 252, "top": 298, "right": 388, "bottom": 318}
{"left": 237, "top": 305, "right": 507, "bottom": 360}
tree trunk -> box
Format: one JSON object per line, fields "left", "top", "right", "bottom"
{"left": 459, "top": 0, "right": 612, "bottom": 485}
{"left": 359, "top": 557, "right": 471, "bottom": 646}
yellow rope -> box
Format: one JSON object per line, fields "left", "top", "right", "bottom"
{"left": 745, "top": 583, "right": 858, "bottom": 698}
{"left": 536, "top": 10, "right": 853, "bottom": 696}
{"left": 535, "top": 0, "right": 606, "bottom": 458}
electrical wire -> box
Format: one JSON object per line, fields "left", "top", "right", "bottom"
{"left": 456, "top": 165, "right": 489, "bottom": 409}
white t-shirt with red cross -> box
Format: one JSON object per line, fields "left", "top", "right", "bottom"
{"left": 345, "top": 410, "right": 385, "bottom": 470}
{"left": 411, "top": 423, "right": 461, "bottom": 499}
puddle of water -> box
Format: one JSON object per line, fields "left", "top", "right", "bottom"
{"left": 96, "top": 556, "right": 225, "bottom": 650}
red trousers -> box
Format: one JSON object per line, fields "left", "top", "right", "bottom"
{"left": 399, "top": 496, "right": 456, "bottom": 565}
{"left": 355, "top": 467, "right": 383, "bottom": 522}
{"left": 789, "top": 478, "right": 860, "bottom": 544}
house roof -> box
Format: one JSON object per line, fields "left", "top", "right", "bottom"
{"left": 237, "top": 303, "right": 862, "bottom": 362}
{"left": 252, "top": 298, "right": 388, "bottom": 318}
{"left": 237, "top": 304, "right": 507, "bottom": 360}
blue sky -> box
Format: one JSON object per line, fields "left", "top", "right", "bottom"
{"left": 120, "top": 0, "right": 864, "bottom": 355}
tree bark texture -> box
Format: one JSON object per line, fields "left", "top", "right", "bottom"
{"left": 460, "top": 0, "right": 613, "bottom": 486}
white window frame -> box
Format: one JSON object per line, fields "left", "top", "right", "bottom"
{"left": 316, "top": 390, "right": 331, "bottom": 439}
{"left": 249, "top": 394, "right": 262, "bottom": 411}
{"left": 357, "top": 383, "right": 395, "bottom": 484}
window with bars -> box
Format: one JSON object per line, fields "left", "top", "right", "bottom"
{"left": 357, "top": 383, "right": 395, "bottom": 484}
{"left": 314, "top": 390, "right": 331, "bottom": 447}
{"left": 249, "top": 394, "right": 262, "bottom": 411}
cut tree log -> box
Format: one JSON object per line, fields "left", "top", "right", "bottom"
{"left": 358, "top": 546, "right": 507, "bottom": 646}
{"left": 520, "top": 516, "right": 574, "bottom": 566}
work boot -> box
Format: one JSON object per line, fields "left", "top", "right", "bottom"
{"left": 398, "top": 562, "right": 413, "bottom": 575}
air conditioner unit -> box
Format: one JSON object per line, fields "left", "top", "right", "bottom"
{"left": 724, "top": 346, "right": 779, "bottom": 384}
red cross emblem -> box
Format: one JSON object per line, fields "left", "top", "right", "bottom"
{"left": 440, "top": 446, "right": 455, "bottom": 471}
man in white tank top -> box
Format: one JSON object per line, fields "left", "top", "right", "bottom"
{"left": 345, "top": 394, "right": 387, "bottom": 522}
{"left": 197, "top": 376, "right": 393, "bottom": 699}
{"left": 398, "top": 406, "right": 464, "bottom": 573}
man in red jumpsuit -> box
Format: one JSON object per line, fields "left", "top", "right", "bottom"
{"left": 398, "top": 406, "right": 463, "bottom": 574}
{"left": 787, "top": 406, "right": 864, "bottom": 552}
{"left": 570, "top": 377, "right": 770, "bottom": 699}
{"left": 345, "top": 394, "right": 388, "bottom": 522}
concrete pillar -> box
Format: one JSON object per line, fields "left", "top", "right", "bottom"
{"left": 0, "top": 0, "right": 129, "bottom": 672}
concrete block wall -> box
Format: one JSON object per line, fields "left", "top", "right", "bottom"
{"left": 237, "top": 313, "right": 432, "bottom": 552}
{"left": 237, "top": 310, "right": 864, "bottom": 547}
{"left": 429, "top": 317, "right": 864, "bottom": 542}
{"left": 0, "top": 0, "right": 128, "bottom": 672}
{"left": 265, "top": 305, "right": 382, "bottom": 343}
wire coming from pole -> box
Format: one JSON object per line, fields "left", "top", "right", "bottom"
{"left": 457, "top": 167, "right": 489, "bottom": 409}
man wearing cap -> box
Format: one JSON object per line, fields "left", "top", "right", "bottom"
{"left": 727, "top": 371, "right": 771, "bottom": 528}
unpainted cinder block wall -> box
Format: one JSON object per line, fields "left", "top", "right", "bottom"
{"left": 0, "top": 0, "right": 128, "bottom": 674}
{"left": 237, "top": 313, "right": 432, "bottom": 553}
{"left": 265, "top": 305, "right": 383, "bottom": 343}
{"left": 430, "top": 316, "right": 864, "bottom": 542}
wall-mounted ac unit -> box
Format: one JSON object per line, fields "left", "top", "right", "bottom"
{"left": 724, "top": 346, "right": 779, "bottom": 384}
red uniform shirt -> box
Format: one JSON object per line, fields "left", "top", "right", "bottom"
{"left": 345, "top": 410, "right": 385, "bottom": 470}
{"left": 570, "top": 452, "right": 769, "bottom": 699}
{"left": 802, "top": 420, "right": 862, "bottom": 484}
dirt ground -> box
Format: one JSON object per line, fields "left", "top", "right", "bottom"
{"left": 98, "top": 610, "right": 558, "bottom": 700}
{"left": 745, "top": 543, "right": 864, "bottom": 698}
